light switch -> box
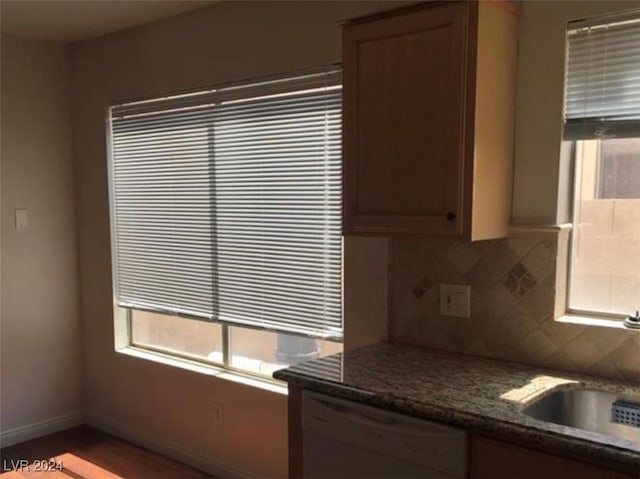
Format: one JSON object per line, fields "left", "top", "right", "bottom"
{"left": 440, "top": 284, "right": 471, "bottom": 318}
{"left": 14, "top": 209, "right": 29, "bottom": 230}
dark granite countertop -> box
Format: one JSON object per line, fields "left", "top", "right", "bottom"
{"left": 273, "top": 342, "right": 640, "bottom": 475}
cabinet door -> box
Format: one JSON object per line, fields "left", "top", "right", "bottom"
{"left": 343, "top": 2, "right": 473, "bottom": 236}
{"left": 470, "top": 436, "right": 634, "bottom": 479}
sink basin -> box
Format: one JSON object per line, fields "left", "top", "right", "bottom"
{"left": 522, "top": 388, "right": 640, "bottom": 442}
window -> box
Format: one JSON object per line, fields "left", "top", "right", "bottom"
{"left": 108, "top": 67, "right": 343, "bottom": 379}
{"left": 564, "top": 11, "right": 640, "bottom": 322}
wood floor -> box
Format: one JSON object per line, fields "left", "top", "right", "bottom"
{"left": 0, "top": 426, "right": 214, "bottom": 479}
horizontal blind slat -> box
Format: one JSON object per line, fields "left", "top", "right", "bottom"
{"left": 110, "top": 68, "right": 343, "bottom": 337}
{"left": 564, "top": 11, "right": 640, "bottom": 137}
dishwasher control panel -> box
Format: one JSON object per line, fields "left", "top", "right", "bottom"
{"left": 303, "top": 391, "right": 468, "bottom": 478}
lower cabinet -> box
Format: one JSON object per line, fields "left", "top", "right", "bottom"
{"left": 469, "top": 435, "right": 634, "bottom": 479}
{"left": 287, "top": 386, "right": 635, "bottom": 479}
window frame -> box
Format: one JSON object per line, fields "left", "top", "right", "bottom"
{"left": 563, "top": 10, "right": 640, "bottom": 326}
{"left": 565, "top": 139, "right": 639, "bottom": 323}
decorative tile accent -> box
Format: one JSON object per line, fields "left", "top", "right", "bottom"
{"left": 389, "top": 234, "right": 640, "bottom": 382}
{"left": 411, "top": 275, "right": 433, "bottom": 299}
{"left": 502, "top": 261, "right": 538, "bottom": 299}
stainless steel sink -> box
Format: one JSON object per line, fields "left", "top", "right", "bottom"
{"left": 522, "top": 388, "right": 640, "bottom": 442}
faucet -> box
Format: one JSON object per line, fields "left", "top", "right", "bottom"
{"left": 624, "top": 311, "right": 640, "bottom": 329}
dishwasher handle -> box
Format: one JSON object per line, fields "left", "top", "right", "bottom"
{"left": 312, "top": 397, "right": 463, "bottom": 440}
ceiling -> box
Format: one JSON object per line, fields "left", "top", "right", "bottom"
{"left": 0, "top": 0, "right": 217, "bottom": 44}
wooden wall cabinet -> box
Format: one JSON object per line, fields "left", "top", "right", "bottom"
{"left": 342, "top": 1, "right": 519, "bottom": 240}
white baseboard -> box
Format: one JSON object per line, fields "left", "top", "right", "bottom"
{"left": 85, "top": 412, "right": 261, "bottom": 479}
{"left": 0, "top": 412, "right": 84, "bottom": 448}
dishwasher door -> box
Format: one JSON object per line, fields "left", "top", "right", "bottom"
{"left": 302, "top": 391, "right": 467, "bottom": 479}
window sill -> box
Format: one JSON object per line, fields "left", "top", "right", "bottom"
{"left": 556, "top": 314, "right": 638, "bottom": 332}
{"left": 117, "top": 346, "right": 288, "bottom": 395}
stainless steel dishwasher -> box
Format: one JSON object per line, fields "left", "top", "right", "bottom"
{"left": 302, "top": 391, "right": 468, "bottom": 479}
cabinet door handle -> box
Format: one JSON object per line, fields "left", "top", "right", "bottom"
{"left": 446, "top": 212, "right": 456, "bottom": 221}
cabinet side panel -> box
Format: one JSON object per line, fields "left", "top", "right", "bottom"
{"left": 471, "top": 1, "right": 518, "bottom": 240}
{"left": 343, "top": 23, "right": 359, "bottom": 234}
{"left": 288, "top": 385, "right": 303, "bottom": 479}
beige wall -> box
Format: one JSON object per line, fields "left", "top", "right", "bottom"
{"left": 511, "top": 0, "right": 638, "bottom": 224}
{"left": 1, "top": 35, "right": 82, "bottom": 437}
{"left": 69, "top": 2, "right": 397, "bottom": 477}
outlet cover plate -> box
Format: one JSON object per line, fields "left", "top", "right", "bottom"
{"left": 212, "top": 403, "right": 224, "bottom": 427}
{"left": 440, "top": 284, "right": 471, "bottom": 318}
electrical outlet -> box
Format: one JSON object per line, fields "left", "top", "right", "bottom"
{"left": 213, "top": 403, "right": 224, "bottom": 427}
{"left": 14, "top": 209, "right": 28, "bottom": 230}
{"left": 440, "top": 284, "right": 471, "bottom": 318}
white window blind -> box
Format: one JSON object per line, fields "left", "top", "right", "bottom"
{"left": 564, "top": 10, "right": 640, "bottom": 140}
{"left": 109, "top": 67, "right": 343, "bottom": 339}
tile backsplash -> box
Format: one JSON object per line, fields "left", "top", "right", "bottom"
{"left": 388, "top": 235, "right": 639, "bottom": 382}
